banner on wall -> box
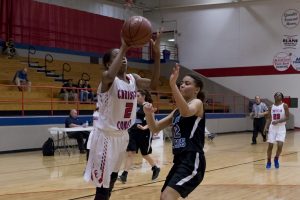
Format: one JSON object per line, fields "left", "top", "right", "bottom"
{"left": 282, "top": 97, "right": 298, "bottom": 108}
{"left": 283, "top": 96, "right": 291, "bottom": 107}
{"left": 282, "top": 35, "right": 298, "bottom": 49}
{"left": 273, "top": 52, "right": 291, "bottom": 71}
{"left": 292, "top": 55, "right": 300, "bottom": 71}
{"left": 281, "top": 9, "right": 300, "bottom": 29}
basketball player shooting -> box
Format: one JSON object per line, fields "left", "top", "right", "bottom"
{"left": 83, "top": 18, "right": 161, "bottom": 200}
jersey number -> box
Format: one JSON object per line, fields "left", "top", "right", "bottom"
{"left": 273, "top": 113, "right": 280, "bottom": 120}
{"left": 124, "top": 103, "right": 133, "bottom": 118}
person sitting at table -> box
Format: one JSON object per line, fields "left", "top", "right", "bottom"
{"left": 65, "top": 109, "right": 90, "bottom": 154}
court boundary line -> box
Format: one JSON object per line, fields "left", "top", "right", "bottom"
{"left": 68, "top": 151, "right": 298, "bottom": 200}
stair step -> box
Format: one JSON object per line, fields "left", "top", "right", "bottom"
{"left": 20, "top": 61, "right": 39, "bottom": 65}
{"left": 46, "top": 73, "right": 60, "bottom": 77}
{"left": 37, "top": 69, "right": 54, "bottom": 73}
{"left": 54, "top": 77, "right": 68, "bottom": 82}
{"left": 29, "top": 64, "right": 44, "bottom": 69}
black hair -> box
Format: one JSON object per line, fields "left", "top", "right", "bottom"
{"left": 137, "top": 89, "right": 153, "bottom": 103}
{"left": 77, "top": 79, "right": 84, "bottom": 86}
{"left": 274, "top": 92, "right": 284, "bottom": 99}
{"left": 197, "top": 92, "right": 206, "bottom": 102}
{"left": 102, "top": 48, "right": 118, "bottom": 69}
{"left": 185, "top": 73, "right": 205, "bottom": 102}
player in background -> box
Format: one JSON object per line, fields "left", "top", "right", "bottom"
{"left": 264, "top": 92, "right": 289, "bottom": 169}
{"left": 118, "top": 89, "right": 160, "bottom": 184}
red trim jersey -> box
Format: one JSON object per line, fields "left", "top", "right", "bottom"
{"left": 96, "top": 74, "right": 137, "bottom": 132}
{"left": 271, "top": 103, "right": 286, "bottom": 126}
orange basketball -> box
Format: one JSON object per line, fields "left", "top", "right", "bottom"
{"left": 122, "top": 16, "right": 152, "bottom": 47}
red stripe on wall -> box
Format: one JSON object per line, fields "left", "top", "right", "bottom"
{"left": 194, "top": 65, "right": 300, "bottom": 77}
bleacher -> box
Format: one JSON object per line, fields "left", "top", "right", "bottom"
{"left": 0, "top": 55, "right": 176, "bottom": 115}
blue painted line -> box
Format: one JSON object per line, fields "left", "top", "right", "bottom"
{"left": 0, "top": 116, "right": 92, "bottom": 126}
{"left": 0, "top": 113, "right": 246, "bottom": 126}
{"left": 206, "top": 113, "right": 246, "bottom": 119}
{"left": 156, "top": 113, "right": 246, "bottom": 120}
{"left": 15, "top": 43, "right": 177, "bottom": 63}
{"left": 15, "top": 43, "right": 102, "bottom": 57}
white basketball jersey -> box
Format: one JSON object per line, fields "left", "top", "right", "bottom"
{"left": 96, "top": 74, "right": 137, "bottom": 132}
{"left": 271, "top": 103, "right": 286, "bottom": 126}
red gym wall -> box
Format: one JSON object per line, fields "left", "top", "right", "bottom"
{"left": 0, "top": 0, "right": 141, "bottom": 57}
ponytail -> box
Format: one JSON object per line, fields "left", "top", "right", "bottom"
{"left": 197, "top": 91, "right": 205, "bottom": 102}
{"left": 138, "top": 89, "right": 153, "bottom": 103}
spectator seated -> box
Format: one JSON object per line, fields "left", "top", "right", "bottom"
{"left": 59, "top": 79, "right": 78, "bottom": 102}
{"left": 12, "top": 67, "right": 31, "bottom": 92}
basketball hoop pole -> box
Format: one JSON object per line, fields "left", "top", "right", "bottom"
{"left": 123, "top": 0, "right": 133, "bottom": 19}
{"left": 124, "top": 0, "right": 133, "bottom": 8}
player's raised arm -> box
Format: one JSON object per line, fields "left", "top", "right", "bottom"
{"left": 133, "top": 31, "right": 161, "bottom": 90}
{"left": 169, "top": 63, "right": 203, "bottom": 117}
{"left": 143, "top": 102, "right": 173, "bottom": 133}
{"left": 101, "top": 39, "right": 129, "bottom": 92}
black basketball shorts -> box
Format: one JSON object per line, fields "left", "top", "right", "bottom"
{"left": 126, "top": 130, "right": 152, "bottom": 156}
{"left": 161, "top": 151, "right": 206, "bottom": 198}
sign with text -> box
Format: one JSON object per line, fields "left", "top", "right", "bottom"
{"left": 273, "top": 52, "right": 291, "bottom": 71}
{"left": 282, "top": 35, "right": 298, "bottom": 49}
{"left": 282, "top": 9, "right": 300, "bottom": 29}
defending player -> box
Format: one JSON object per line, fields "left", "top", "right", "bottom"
{"left": 143, "top": 64, "right": 206, "bottom": 200}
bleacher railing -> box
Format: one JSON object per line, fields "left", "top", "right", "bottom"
{"left": 0, "top": 84, "right": 248, "bottom": 116}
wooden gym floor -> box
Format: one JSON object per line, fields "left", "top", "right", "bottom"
{"left": 1, "top": 131, "right": 300, "bottom": 200}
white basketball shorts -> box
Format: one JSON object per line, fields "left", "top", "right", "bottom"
{"left": 84, "top": 128, "right": 129, "bottom": 188}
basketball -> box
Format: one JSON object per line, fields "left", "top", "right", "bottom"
{"left": 122, "top": 16, "right": 152, "bottom": 47}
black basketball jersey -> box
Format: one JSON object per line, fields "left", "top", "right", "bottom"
{"left": 129, "top": 104, "right": 150, "bottom": 134}
{"left": 171, "top": 109, "right": 205, "bottom": 155}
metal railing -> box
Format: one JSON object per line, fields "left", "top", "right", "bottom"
{"left": 0, "top": 84, "right": 248, "bottom": 116}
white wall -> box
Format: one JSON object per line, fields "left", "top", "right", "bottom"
{"left": 145, "top": 0, "right": 300, "bottom": 126}
{"left": 0, "top": 124, "right": 62, "bottom": 152}
{"left": 211, "top": 75, "right": 300, "bottom": 127}
{"left": 146, "top": 0, "right": 300, "bottom": 68}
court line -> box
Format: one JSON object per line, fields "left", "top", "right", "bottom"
{"left": 1, "top": 152, "right": 296, "bottom": 199}
{"left": 69, "top": 151, "right": 298, "bottom": 200}
{"left": 0, "top": 161, "right": 86, "bottom": 175}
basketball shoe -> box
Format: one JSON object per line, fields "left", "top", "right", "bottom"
{"left": 274, "top": 158, "right": 280, "bottom": 169}
{"left": 266, "top": 162, "right": 271, "bottom": 169}
{"left": 152, "top": 166, "right": 160, "bottom": 180}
